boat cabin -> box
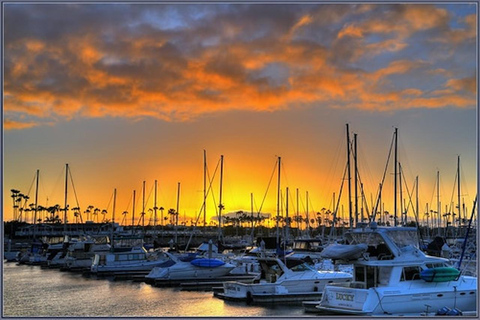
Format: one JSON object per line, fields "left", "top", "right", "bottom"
{"left": 350, "top": 260, "right": 452, "bottom": 289}
{"left": 258, "top": 258, "right": 316, "bottom": 283}
{"left": 344, "top": 227, "right": 453, "bottom": 289}
{"left": 94, "top": 246, "right": 148, "bottom": 266}
{"left": 292, "top": 239, "right": 323, "bottom": 252}
{"left": 345, "top": 227, "right": 419, "bottom": 260}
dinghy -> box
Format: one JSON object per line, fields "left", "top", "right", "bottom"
{"left": 420, "top": 267, "right": 460, "bottom": 282}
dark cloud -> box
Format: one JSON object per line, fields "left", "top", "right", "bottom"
{"left": 3, "top": 3, "right": 476, "bottom": 129}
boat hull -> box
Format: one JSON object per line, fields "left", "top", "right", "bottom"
{"left": 318, "top": 276, "right": 477, "bottom": 315}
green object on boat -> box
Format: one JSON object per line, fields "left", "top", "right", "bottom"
{"left": 420, "top": 267, "right": 460, "bottom": 282}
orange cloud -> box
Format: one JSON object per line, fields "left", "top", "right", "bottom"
{"left": 4, "top": 118, "right": 41, "bottom": 130}
{"left": 4, "top": 4, "right": 476, "bottom": 130}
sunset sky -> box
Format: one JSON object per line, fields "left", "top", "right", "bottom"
{"left": 3, "top": 3, "right": 477, "bottom": 227}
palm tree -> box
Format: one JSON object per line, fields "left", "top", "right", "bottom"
{"left": 168, "top": 208, "right": 177, "bottom": 225}
{"left": 101, "top": 209, "right": 108, "bottom": 223}
{"left": 159, "top": 207, "right": 165, "bottom": 226}
{"left": 94, "top": 208, "right": 100, "bottom": 223}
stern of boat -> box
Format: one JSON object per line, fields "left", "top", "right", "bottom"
{"left": 220, "top": 281, "right": 250, "bottom": 300}
{"left": 317, "top": 283, "right": 373, "bottom": 315}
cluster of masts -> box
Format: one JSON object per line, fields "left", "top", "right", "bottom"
{"left": 9, "top": 125, "right": 475, "bottom": 237}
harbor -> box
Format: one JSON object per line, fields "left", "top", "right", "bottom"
{"left": 3, "top": 220, "right": 477, "bottom": 318}
{"left": 3, "top": 2, "right": 477, "bottom": 318}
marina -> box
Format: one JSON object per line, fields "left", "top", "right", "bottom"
{"left": 3, "top": 219, "right": 477, "bottom": 318}
{"left": 3, "top": 2, "right": 477, "bottom": 319}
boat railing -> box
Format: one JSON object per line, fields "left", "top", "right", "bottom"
{"left": 327, "top": 281, "right": 351, "bottom": 288}
{"left": 349, "top": 281, "right": 366, "bottom": 289}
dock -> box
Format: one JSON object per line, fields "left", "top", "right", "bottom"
{"left": 152, "top": 275, "right": 258, "bottom": 289}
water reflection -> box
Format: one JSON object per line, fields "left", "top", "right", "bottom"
{"left": 3, "top": 263, "right": 310, "bottom": 317}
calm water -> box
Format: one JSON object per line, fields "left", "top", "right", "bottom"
{"left": 2, "top": 262, "right": 312, "bottom": 318}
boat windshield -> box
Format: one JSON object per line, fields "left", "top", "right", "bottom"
{"left": 386, "top": 230, "right": 418, "bottom": 248}
{"left": 347, "top": 229, "right": 419, "bottom": 250}
{"left": 348, "top": 232, "right": 384, "bottom": 246}
{"left": 290, "top": 263, "right": 316, "bottom": 272}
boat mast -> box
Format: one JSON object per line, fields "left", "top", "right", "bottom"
{"left": 457, "top": 155, "right": 461, "bottom": 226}
{"left": 437, "top": 170, "right": 441, "bottom": 236}
{"left": 217, "top": 155, "right": 224, "bottom": 243}
{"left": 354, "top": 133, "right": 358, "bottom": 227}
{"left": 132, "top": 190, "right": 136, "bottom": 233}
{"left": 33, "top": 169, "right": 39, "bottom": 238}
{"left": 142, "top": 181, "right": 146, "bottom": 229}
{"left": 64, "top": 163, "right": 69, "bottom": 235}
{"left": 416, "top": 176, "right": 419, "bottom": 229}
{"left": 112, "top": 188, "right": 116, "bottom": 249}
{"left": 175, "top": 182, "right": 180, "bottom": 246}
{"left": 306, "top": 191, "right": 310, "bottom": 237}
{"left": 399, "top": 162, "right": 403, "bottom": 225}
{"left": 394, "top": 127, "right": 398, "bottom": 227}
{"left": 276, "top": 156, "right": 281, "bottom": 246}
{"left": 285, "top": 187, "right": 289, "bottom": 245}
{"left": 154, "top": 180, "right": 157, "bottom": 229}
{"left": 204, "top": 150, "right": 207, "bottom": 229}
{"left": 346, "top": 124, "right": 352, "bottom": 229}
{"left": 296, "top": 188, "right": 299, "bottom": 237}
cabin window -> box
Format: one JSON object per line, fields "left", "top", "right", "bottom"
{"left": 354, "top": 266, "right": 365, "bottom": 282}
{"left": 401, "top": 266, "right": 422, "bottom": 281}
{"left": 388, "top": 230, "right": 418, "bottom": 248}
{"left": 378, "top": 267, "right": 392, "bottom": 285}
{"left": 366, "top": 266, "right": 376, "bottom": 288}
{"left": 118, "top": 254, "right": 128, "bottom": 261}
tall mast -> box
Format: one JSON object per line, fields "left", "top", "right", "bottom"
{"left": 250, "top": 192, "right": 255, "bottom": 240}
{"left": 64, "top": 164, "right": 69, "bottom": 234}
{"left": 354, "top": 133, "right": 358, "bottom": 227}
{"left": 437, "top": 170, "right": 441, "bottom": 235}
{"left": 113, "top": 188, "right": 116, "bottom": 224}
{"left": 175, "top": 182, "right": 180, "bottom": 245}
{"left": 132, "top": 190, "right": 136, "bottom": 232}
{"left": 276, "top": 156, "right": 281, "bottom": 246}
{"left": 204, "top": 150, "right": 207, "bottom": 228}
{"left": 457, "top": 155, "right": 461, "bottom": 225}
{"left": 112, "top": 188, "right": 116, "bottom": 248}
{"left": 142, "top": 181, "right": 146, "bottom": 228}
{"left": 296, "top": 188, "right": 299, "bottom": 236}
{"left": 285, "top": 187, "right": 289, "bottom": 244}
{"left": 306, "top": 191, "right": 310, "bottom": 236}
{"left": 415, "top": 176, "right": 419, "bottom": 228}
{"left": 218, "top": 155, "right": 224, "bottom": 242}
{"left": 154, "top": 180, "right": 158, "bottom": 229}
{"left": 346, "top": 124, "right": 352, "bottom": 229}
{"left": 33, "top": 169, "right": 39, "bottom": 238}
{"left": 394, "top": 127, "right": 398, "bottom": 227}
{"left": 399, "top": 162, "right": 403, "bottom": 225}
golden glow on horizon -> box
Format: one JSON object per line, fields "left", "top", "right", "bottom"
{"left": 3, "top": 4, "right": 477, "bottom": 226}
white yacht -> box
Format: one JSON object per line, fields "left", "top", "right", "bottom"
{"left": 90, "top": 246, "right": 171, "bottom": 275}
{"left": 314, "top": 224, "right": 477, "bottom": 316}
{"left": 214, "top": 257, "right": 352, "bottom": 304}
{"left": 63, "top": 236, "right": 111, "bottom": 271}
{"left": 145, "top": 252, "right": 235, "bottom": 283}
